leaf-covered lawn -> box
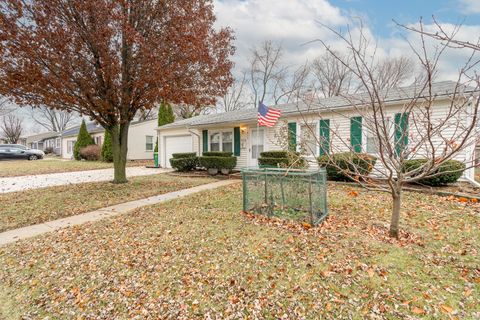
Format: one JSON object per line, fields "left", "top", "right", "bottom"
{"left": 0, "top": 159, "right": 154, "bottom": 177}
{"left": 0, "top": 184, "right": 478, "bottom": 319}
{"left": 0, "top": 174, "right": 213, "bottom": 232}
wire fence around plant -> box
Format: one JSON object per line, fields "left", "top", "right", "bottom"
{"left": 241, "top": 167, "right": 328, "bottom": 225}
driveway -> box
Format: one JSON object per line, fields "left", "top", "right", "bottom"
{"left": 0, "top": 167, "right": 171, "bottom": 193}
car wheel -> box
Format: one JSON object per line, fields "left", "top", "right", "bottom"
{"left": 28, "top": 155, "right": 38, "bottom": 160}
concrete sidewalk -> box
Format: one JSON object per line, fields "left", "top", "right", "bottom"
{"left": 0, "top": 179, "right": 239, "bottom": 246}
{"left": 0, "top": 166, "right": 171, "bottom": 193}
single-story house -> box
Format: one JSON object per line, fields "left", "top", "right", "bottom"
{"left": 61, "top": 118, "right": 158, "bottom": 160}
{"left": 157, "top": 81, "right": 477, "bottom": 182}
{"left": 26, "top": 131, "right": 61, "bottom": 154}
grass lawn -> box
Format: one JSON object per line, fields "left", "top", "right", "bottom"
{"left": 0, "top": 174, "right": 213, "bottom": 232}
{"left": 0, "top": 184, "right": 478, "bottom": 319}
{"left": 0, "top": 159, "right": 154, "bottom": 178}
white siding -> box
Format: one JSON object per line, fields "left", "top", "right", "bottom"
{"left": 158, "top": 127, "right": 199, "bottom": 168}
{"left": 127, "top": 119, "right": 157, "bottom": 160}
{"left": 158, "top": 99, "right": 476, "bottom": 178}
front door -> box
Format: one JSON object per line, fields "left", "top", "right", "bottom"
{"left": 250, "top": 128, "right": 265, "bottom": 166}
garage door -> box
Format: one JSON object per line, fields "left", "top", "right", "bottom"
{"left": 164, "top": 135, "right": 193, "bottom": 168}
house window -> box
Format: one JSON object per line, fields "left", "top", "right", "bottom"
{"left": 145, "top": 135, "right": 154, "bottom": 151}
{"left": 300, "top": 123, "right": 317, "bottom": 156}
{"left": 55, "top": 138, "right": 60, "bottom": 148}
{"left": 209, "top": 130, "right": 233, "bottom": 152}
{"left": 366, "top": 128, "right": 379, "bottom": 154}
{"left": 95, "top": 136, "right": 102, "bottom": 146}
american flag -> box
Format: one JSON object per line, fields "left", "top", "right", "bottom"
{"left": 258, "top": 102, "right": 281, "bottom": 127}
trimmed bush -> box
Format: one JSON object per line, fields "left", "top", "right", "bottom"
{"left": 74, "top": 120, "right": 95, "bottom": 160}
{"left": 172, "top": 152, "right": 197, "bottom": 159}
{"left": 258, "top": 157, "right": 289, "bottom": 167}
{"left": 44, "top": 146, "right": 54, "bottom": 154}
{"left": 199, "top": 156, "right": 237, "bottom": 170}
{"left": 260, "top": 151, "right": 288, "bottom": 158}
{"left": 403, "top": 158, "right": 465, "bottom": 186}
{"left": 202, "top": 151, "right": 233, "bottom": 157}
{"left": 170, "top": 157, "right": 198, "bottom": 171}
{"left": 258, "top": 150, "right": 307, "bottom": 169}
{"left": 318, "top": 152, "right": 377, "bottom": 181}
{"left": 79, "top": 144, "right": 101, "bottom": 161}
{"left": 101, "top": 131, "right": 113, "bottom": 162}
{"left": 169, "top": 152, "right": 198, "bottom": 171}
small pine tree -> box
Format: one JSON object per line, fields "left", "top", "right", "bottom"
{"left": 73, "top": 120, "right": 95, "bottom": 160}
{"left": 155, "top": 101, "right": 175, "bottom": 152}
{"left": 158, "top": 101, "right": 175, "bottom": 126}
{"left": 102, "top": 130, "right": 113, "bottom": 162}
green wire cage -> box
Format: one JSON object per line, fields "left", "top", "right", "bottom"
{"left": 241, "top": 167, "right": 328, "bottom": 225}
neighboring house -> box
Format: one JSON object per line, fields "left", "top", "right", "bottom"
{"left": 61, "top": 119, "right": 158, "bottom": 160}
{"left": 157, "top": 81, "right": 477, "bottom": 181}
{"left": 25, "top": 131, "right": 61, "bottom": 154}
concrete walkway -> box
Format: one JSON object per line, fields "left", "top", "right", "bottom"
{"left": 0, "top": 166, "right": 171, "bottom": 193}
{"left": 0, "top": 179, "right": 239, "bottom": 246}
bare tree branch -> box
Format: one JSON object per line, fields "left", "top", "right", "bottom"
{"left": 29, "top": 106, "right": 79, "bottom": 132}
{"left": 1, "top": 114, "right": 23, "bottom": 143}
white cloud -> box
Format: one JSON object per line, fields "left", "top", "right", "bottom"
{"left": 458, "top": 0, "right": 480, "bottom": 14}
{"left": 213, "top": 0, "right": 349, "bottom": 72}
{"left": 213, "top": 0, "right": 480, "bottom": 85}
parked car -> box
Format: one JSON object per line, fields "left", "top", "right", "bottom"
{"left": 0, "top": 145, "right": 44, "bottom": 160}
{"left": 0, "top": 144, "right": 27, "bottom": 150}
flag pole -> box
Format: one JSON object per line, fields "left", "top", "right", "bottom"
{"left": 257, "top": 101, "right": 260, "bottom": 168}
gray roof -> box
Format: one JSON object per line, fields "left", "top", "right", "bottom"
{"left": 26, "top": 131, "right": 61, "bottom": 144}
{"left": 62, "top": 122, "right": 104, "bottom": 137}
{"left": 160, "top": 81, "right": 478, "bottom": 129}
{"left": 61, "top": 117, "right": 157, "bottom": 137}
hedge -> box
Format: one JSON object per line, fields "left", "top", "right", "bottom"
{"left": 170, "top": 157, "right": 198, "bottom": 172}
{"left": 259, "top": 151, "right": 288, "bottom": 158}
{"left": 318, "top": 152, "right": 377, "bottom": 181}
{"left": 258, "top": 157, "right": 289, "bottom": 167}
{"left": 403, "top": 158, "right": 465, "bottom": 186}
{"left": 258, "top": 150, "right": 307, "bottom": 169}
{"left": 202, "top": 151, "right": 233, "bottom": 157}
{"left": 169, "top": 152, "right": 198, "bottom": 171}
{"left": 198, "top": 156, "right": 237, "bottom": 170}
{"left": 101, "top": 131, "right": 113, "bottom": 162}
{"left": 172, "top": 152, "right": 197, "bottom": 159}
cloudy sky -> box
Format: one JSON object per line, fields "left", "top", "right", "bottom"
{"left": 213, "top": 0, "right": 480, "bottom": 80}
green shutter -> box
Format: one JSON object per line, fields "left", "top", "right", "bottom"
{"left": 288, "top": 122, "right": 297, "bottom": 151}
{"left": 233, "top": 127, "right": 240, "bottom": 156}
{"left": 350, "top": 116, "right": 362, "bottom": 153}
{"left": 319, "top": 119, "right": 330, "bottom": 156}
{"left": 202, "top": 130, "right": 208, "bottom": 153}
{"left": 394, "top": 113, "right": 409, "bottom": 156}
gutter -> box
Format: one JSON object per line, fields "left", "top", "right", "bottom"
{"left": 187, "top": 126, "right": 201, "bottom": 155}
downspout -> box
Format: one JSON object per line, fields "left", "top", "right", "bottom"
{"left": 187, "top": 126, "right": 201, "bottom": 156}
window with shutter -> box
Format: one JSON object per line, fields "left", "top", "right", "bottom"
{"left": 350, "top": 116, "right": 362, "bottom": 153}
{"left": 288, "top": 122, "right": 297, "bottom": 151}
{"left": 394, "top": 113, "right": 409, "bottom": 156}
{"left": 319, "top": 119, "right": 330, "bottom": 156}
{"left": 202, "top": 130, "right": 208, "bottom": 153}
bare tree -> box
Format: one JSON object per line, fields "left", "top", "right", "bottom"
{"left": 219, "top": 71, "right": 251, "bottom": 112}
{"left": 1, "top": 114, "right": 23, "bottom": 143}
{"left": 312, "top": 51, "right": 354, "bottom": 97}
{"left": 373, "top": 56, "right": 415, "bottom": 91}
{"left": 30, "top": 107, "right": 78, "bottom": 132}
{"left": 174, "top": 103, "right": 216, "bottom": 119}
{"left": 313, "top": 51, "right": 414, "bottom": 98}
{"left": 297, "top": 22, "right": 479, "bottom": 238}
{"left": 249, "top": 40, "right": 310, "bottom": 106}
{"left": 0, "top": 96, "right": 12, "bottom": 117}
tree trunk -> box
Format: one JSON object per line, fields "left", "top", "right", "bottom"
{"left": 111, "top": 123, "right": 130, "bottom": 184}
{"left": 389, "top": 189, "right": 402, "bottom": 238}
